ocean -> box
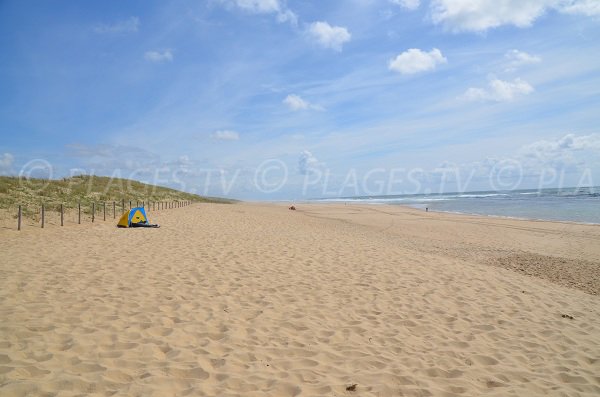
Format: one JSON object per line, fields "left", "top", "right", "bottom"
{"left": 313, "top": 187, "right": 600, "bottom": 224}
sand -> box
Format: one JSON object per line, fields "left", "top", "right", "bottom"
{"left": 1, "top": 203, "right": 599, "bottom": 396}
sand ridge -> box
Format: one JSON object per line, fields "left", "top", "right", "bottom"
{"left": 1, "top": 203, "right": 599, "bottom": 396}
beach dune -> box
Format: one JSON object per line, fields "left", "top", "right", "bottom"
{"left": 1, "top": 203, "right": 599, "bottom": 396}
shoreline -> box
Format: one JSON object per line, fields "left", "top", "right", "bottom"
{"left": 302, "top": 200, "right": 600, "bottom": 226}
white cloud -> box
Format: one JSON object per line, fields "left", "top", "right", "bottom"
{"left": 421, "top": 134, "right": 600, "bottom": 189}
{"left": 390, "top": 0, "right": 421, "bottom": 10}
{"left": 560, "top": 0, "right": 600, "bottom": 16}
{"left": 212, "top": 130, "right": 240, "bottom": 141}
{"left": 521, "top": 133, "right": 600, "bottom": 157}
{"left": 505, "top": 49, "right": 541, "bottom": 71}
{"left": 283, "top": 94, "right": 324, "bottom": 111}
{"left": 308, "top": 21, "right": 351, "bottom": 51}
{"left": 298, "top": 150, "right": 320, "bottom": 175}
{"left": 517, "top": 133, "right": 600, "bottom": 172}
{"left": 462, "top": 78, "right": 534, "bottom": 102}
{"left": 275, "top": 9, "right": 298, "bottom": 24}
{"left": 430, "top": 0, "right": 600, "bottom": 33}
{"left": 388, "top": 48, "right": 447, "bottom": 74}
{"left": 93, "top": 17, "right": 140, "bottom": 34}
{"left": 232, "top": 0, "right": 280, "bottom": 13}
{"left": 0, "top": 153, "right": 14, "bottom": 174}
{"left": 144, "top": 50, "right": 174, "bottom": 63}
{"left": 220, "top": 0, "right": 298, "bottom": 25}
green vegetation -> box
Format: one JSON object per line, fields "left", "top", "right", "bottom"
{"left": 0, "top": 175, "right": 234, "bottom": 216}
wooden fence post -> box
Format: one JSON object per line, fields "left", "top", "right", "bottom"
{"left": 103, "top": 202, "right": 106, "bottom": 221}
{"left": 78, "top": 202, "right": 81, "bottom": 224}
{"left": 129, "top": 201, "right": 132, "bottom": 210}
{"left": 113, "top": 201, "right": 116, "bottom": 219}
{"left": 92, "top": 203, "right": 95, "bottom": 223}
{"left": 61, "top": 204, "right": 64, "bottom": 226}
{"left": 41, "top": 204, "right": 44, "bottom": 228}
{"left": 18, "top": 205, "right": 22, "bottom": 231}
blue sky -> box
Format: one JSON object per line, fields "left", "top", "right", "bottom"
{"left": 1, "top": 0, "right": 599, "bottom": 199}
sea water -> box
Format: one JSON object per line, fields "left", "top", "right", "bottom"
{"left": 314, "top": 187, "right": 600, "bottom": 224}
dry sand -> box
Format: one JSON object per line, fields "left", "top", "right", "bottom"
{"left": 1, "top": 203, "right": 599, "bottom": 396}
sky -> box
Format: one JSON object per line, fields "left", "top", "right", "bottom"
{"left": 1, "top": 0, "right": 599, "bottom": 199}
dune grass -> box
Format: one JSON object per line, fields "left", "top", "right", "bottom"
{"left": 0, "top": 175, "right": 233, "bottom": 217}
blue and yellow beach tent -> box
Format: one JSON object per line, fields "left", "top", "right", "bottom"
{"left": 117, "top": 207, "right": 156, "bottom": 228}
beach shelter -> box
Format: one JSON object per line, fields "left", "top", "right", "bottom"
{"left": 117, "top": 207, "right": 158, "bottom": 228}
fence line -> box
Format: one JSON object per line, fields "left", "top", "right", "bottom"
{"left": 8, "top": 200, "right": 193, "bottom": 231}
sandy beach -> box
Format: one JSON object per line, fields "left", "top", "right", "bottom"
{"left": 1, "top": 203, "right": 599, "bottom": 396}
